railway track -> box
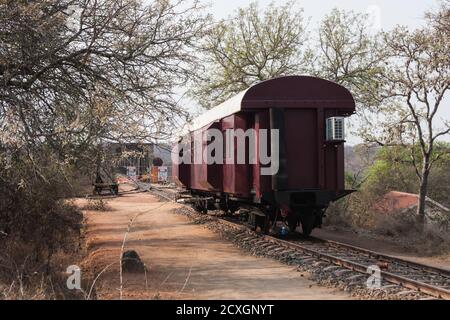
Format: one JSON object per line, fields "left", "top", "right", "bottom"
{"left": 219, "top": 218, "right": 450, "bottom": 300}
{"left": 148, "top": 185, "right": 450, "bottom": 300}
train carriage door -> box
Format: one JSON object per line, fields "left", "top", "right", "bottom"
{"left": 222, "top": 114, "right": 251, "bottom": 197}
{"left": 173, "top": 135, "right": 191, "bottom": 187}
{"left": 253, "top": 110, "right": 271, "bottom": 199}
{"left": 283, "top": 108, "right": 319, "bottom": 189}
{"left": 205, "top": 121, "right": 223, "bottom": 191}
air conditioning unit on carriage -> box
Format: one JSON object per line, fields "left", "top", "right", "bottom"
{"left": 326, "top": 117, "right": 345, "bottom": 141}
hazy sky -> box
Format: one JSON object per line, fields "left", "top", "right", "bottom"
{"left": 204, "top": 0, "right": 449, "bottom": 144}
{"left": 208, "top": 0, "right": 438, "bottom": 30}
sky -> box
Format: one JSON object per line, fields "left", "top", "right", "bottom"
{"left": 202, "top": 0, "right": 449, "bottom": 145}
{"left": 208, "top": 0, "right": 438, "bottom": 29}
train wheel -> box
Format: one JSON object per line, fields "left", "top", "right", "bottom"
{"left": 110, "top": 186, "right": 118, "bottom": 195}
{"left": 287, "top": 217, "right": 298, "bottom": 233}
{"left": 221, "top": 201, "right": 238, "bottom": 215}
{"left": 247, "top": 212, "right": 256, "bottom": 229}
{"left": 300, "top": 215, "right": 315, "bottom": 236}
{"left": 255, "top": 215, "right": 266, "bottom": 233}
{"left": 193, "top": 202, "right": 202, "bottom": 213}
{"left": 193, "top": 200, "right": 208, "bottom": 214}
{"left": 263, "top": 215, "right": 271, "bottom": 234}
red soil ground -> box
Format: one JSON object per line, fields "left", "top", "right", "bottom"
{"left": 76, "top": 190, "right": 352, "bottom": 300}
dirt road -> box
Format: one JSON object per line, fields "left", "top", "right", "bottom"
{"left": 78, "top": 191, "right": 352, "bottom": 300}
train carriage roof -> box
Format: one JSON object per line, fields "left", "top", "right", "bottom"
{"left": 189, "top": 75, "right": 355, "bottom": 132}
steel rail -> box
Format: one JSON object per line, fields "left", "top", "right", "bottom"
{"left": 309, "top": 236, "right": 450, "bottom": 277}
{"left": 218, "top": 219, "right": 450, "bottom": 300}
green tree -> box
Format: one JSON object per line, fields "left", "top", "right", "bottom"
{"left": 191, "top": 1, "right": 310, "bottom": 108}
{"left": 364, "top": 146, "right": 420, "bottom": 196}
{"left": 362, "top": 2, "right": 450, "bottom": 225}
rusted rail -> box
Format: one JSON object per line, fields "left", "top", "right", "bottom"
{"left": 219, "top": 219, "right": 450, "bottom": 300}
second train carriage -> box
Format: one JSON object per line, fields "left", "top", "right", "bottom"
{"left": 173, "top": 75, "right": 356, "bottom": 235}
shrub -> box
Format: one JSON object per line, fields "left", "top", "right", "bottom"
{"left": 83, "top": 199, "right": 111, "bottom": 211}
{"left": 0, "top": 150, "right": 83, "bottom": 298}
{"left": 373, "top": 210, "right": 450, "bottom": 255}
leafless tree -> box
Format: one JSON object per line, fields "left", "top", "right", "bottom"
{"left": 0, "top": 0, "right": 207, "bottom": 152}
{"left": 190, "top": 1, "right": 310, "bottom": 109}
{"left": 315, "top": 9, "right": 387, "bottom": 112}
{"left": 0, "top": 0, "right": 207, "bottom": 296}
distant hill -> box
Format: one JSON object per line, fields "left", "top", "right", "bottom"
{"left": 345, "top": 144, "right": 379, "bottom": 174}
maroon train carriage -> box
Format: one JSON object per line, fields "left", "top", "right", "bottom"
{"left": 173, "top": 75, "right": 356, "bottom": 235}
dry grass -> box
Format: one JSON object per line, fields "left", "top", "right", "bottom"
{"left": 0, "top": 243, "right": 86, "bottom": 300}
{"left": 326, "top": 196, "right": 450, "bottom": 256}
{"left": 373, "top": 211, "right": 450, "bottom": 255}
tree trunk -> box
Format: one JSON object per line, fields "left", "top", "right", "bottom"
{"left": 416, "top": 162, "right": 430, "bottom": 228}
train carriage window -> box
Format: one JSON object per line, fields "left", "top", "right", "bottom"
{"left": 326, "top": 117, "right": 345, "bottom": 141}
